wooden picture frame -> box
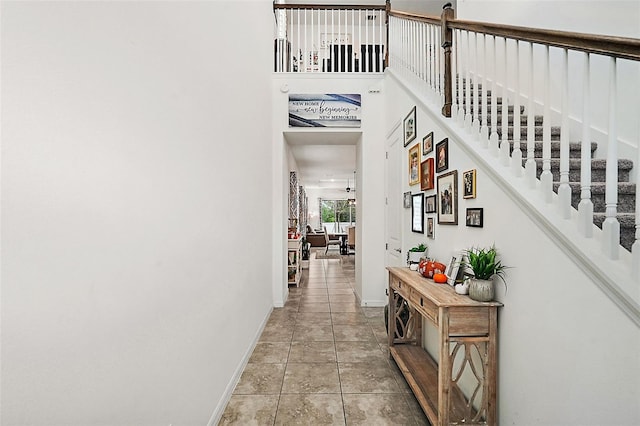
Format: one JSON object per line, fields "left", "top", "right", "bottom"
{"left": 463, "top": 169, "right": 477, "bottom": 199}
{"left": 403, "top": 191, "right": 412, "bottom": 208}
{"left": 411, "top": 193, "right": 424, "bottom": 233}
{"left": 424, "top": 194, "right": 437, "bottom": 213}
{"left": 466, "top": 208, "right": 484, "bottom": 227}
{"left": 437, "top": 170, "right": 458, "bottom": 225}
{"left": 409, "top": 143, "right": 420, "bottom": 186}
{"left": 427, "top": 217, "right": 435, "bottom": 238}
{"left": 403, "top": 106, "right": 417, "bottom": 147}
{"left": 420, "top": 158, "right": 435, "bottom": 191}
{"left": 435, "top": 138, "right": 449, "bottom": 173}
{"left": 422, "top": 132, "right": 434, "bottom": 155}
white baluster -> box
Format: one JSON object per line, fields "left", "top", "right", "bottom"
{"left": 455, "top": 29, "right": 463, "bottom": 121}
{"left": 472, "top": 32, "right": 480, "bottom": 138}
{"left": 451, "top": 29, "right": 458, "bottom": 119}
{"left": 525, "top": 42, "right": 537, "bottom": 187}
{"left": 489, "top": 35, "right": 499, "bottom": 156}
{"left": 578, "top": 52, "right": 594, "bottom": 237}
{"left": 465, "top": 31, "right": 472, "bottom": 130}
{"left": 557, "top": 48, "right": 572, "bottom": 218}
{"left": 540, "top": 45, "right": 553, "bottom": 202}
{"left": 602, "top": 57, "right": 620, "bottom": 260}
{"left": 297, "top": 8, "right": 301, "bottom": 72}
{"left": 500, "top": 37, "right": 510, "bottom": 165}
{"left": 511, "top": 40, "right": 522, "bottom": 176}
{"left": 480, "top": 33, "right": 489, "bottom": 147}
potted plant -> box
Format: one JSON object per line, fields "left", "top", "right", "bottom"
{"left": 407, "top": 243, "right": 428, "bottom": 265}
{"left": 464, "top": 245, "right": 509, "bottom": 302}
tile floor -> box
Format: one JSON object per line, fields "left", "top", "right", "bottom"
{"left": 220, "top": 251, "right": 430, "bottom": 425}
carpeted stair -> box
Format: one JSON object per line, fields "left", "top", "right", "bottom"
{"left": 458, "top": 83, "right": 636, "bottom": 252}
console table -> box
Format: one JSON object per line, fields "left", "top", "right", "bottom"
{"left": 387, "top": 267, "right": 502, "bottom": 425}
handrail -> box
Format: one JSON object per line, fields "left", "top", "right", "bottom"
{"left": 274, "top": 4, "right": 386, "bottom": 11}
{"left": 390, "top": 7, "right": 640, "bottom": 61}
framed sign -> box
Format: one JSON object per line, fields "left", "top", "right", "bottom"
{"left": 437, "top": 170, "right": 458, "bottom": 225}
{"left": 412, "top": 193, "right": 424, "bottom": 233}
{"left": 288, "top": 94, "right": 361, "bottom": 128}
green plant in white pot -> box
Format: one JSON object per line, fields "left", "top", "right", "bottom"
{"left": 407, "top": 243, "right": 428, "bottom": 265}
{"left": 465, "top": 245, "right": 509, "bottom": 302}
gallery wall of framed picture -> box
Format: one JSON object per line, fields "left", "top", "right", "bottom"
{"left": 400, "top": 106, "right": 486, "bottom": 240}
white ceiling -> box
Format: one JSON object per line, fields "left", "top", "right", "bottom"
{"left": 285, "top": 131, "right": 359, "bottom": 192}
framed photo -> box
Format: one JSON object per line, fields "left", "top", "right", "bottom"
{"left": 420, "top": 158, "right": 435, "bottom": 191}
{"left": 426, "top": 217, "right": 435, "bottom": 238}
{"left": 411, "top": 193, "right": 424, "bottom": 233}
{"left": 463, "top": 169, "right": 476, "bottom": 199}
{"left": 466, "top": 208, "right": 484, "bottom": 227}
{"left": 424, "top": 194, "right": 437, "bottom": 213}
{"left": 403, "top": 106, "right": 417, "bottom": 147}
{"left": 422, "top": 132, "right": 434, "bottom": 155}
{"left": 403, "top": 191, "right": 412, "bottom": 208}
{"left": 435, "top": 138, "right": 449, "bottom": 173}
{"left": 437, "top": 170, "right": 458, "bottom": 225}
{"left": 409, "top": 143, "right": 420, "bottom": 186}
{"left": 446, "top": 252, "right": 463, "bottom": 286}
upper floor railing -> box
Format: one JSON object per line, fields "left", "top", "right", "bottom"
{"left": 273, "top": 3, "right": 388, "bottom": 73}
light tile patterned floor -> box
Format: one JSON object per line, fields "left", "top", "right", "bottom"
{"left": 220, "top": 251, "right": 430, "bottom": 425}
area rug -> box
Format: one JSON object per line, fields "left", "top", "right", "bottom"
{"left": 314, "top": 250, "right": 341, "bottom": 260}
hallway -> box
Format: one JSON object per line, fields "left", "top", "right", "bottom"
{"left": 220, "top": 252, "right": 430, "bottom": 425}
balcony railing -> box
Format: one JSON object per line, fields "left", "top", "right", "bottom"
{"left": 273, "top": 3, "right": 387, "bottom": 73}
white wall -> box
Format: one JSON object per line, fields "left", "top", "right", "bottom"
{"left": 1, "top": 1, "right": 274, "bottom": 425}
{"left": 272, "top": 74, "right": 387, "bottom": 306}
{"left": 386, "top": 73, "right": 640, "bottom": 425}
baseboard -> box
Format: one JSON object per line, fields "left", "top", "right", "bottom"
{"left": 207, "top": 307, "right": 273, "bottom": 426}
{"left": 360, "top": 299, "right": 387, "bottom": 307}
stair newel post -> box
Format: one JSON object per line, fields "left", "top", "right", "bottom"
{"left": 578, "top": 52, "right": 594, "bottom": 238}
{"left": 524, "top": 41, "right": 537, "bottom": 187}
{"left": 480, "top": 33, "right": 489, "bottom": 147}
{"left": 558, "top": 48, "right": 572, "bottom": 218}
{"left": 472, "top": 32, "right": 481, "bottom": 139}
{"left": 511, "top": 40, "right": 523, "bottom": 177}
{"left": 489, "top": 35, "right": 499, "bottom": 156}
{"left": 540, "top": 45, "right": 554, "bottom": 202}
{"left": 441, "top": 2, "right": 454, "bottom": 118}
{"left": 603, "top": 56, "right": 620, "bottom": 260}
{"left": 499, "top": 37, "right": 510, "bottom": 166}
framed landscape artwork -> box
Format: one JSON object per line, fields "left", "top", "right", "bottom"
{"left": 420, "top": 158, "right": 434, "bottom": 191}
{"left": 437, "top": 170, "right": 458, "bottom": 225}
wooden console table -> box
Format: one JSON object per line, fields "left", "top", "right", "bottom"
{"left": 387, "top": 267, "right": 502, "bottom": 425}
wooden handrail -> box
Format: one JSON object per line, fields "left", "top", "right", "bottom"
{"left": 274, "top": 4, "right": 386, "bottom": 11}
{"left": 449, "top": 19, "right": 640, "bottom": 62}
{"left": 389, "top": 8, "right": 640, "bottom": 62}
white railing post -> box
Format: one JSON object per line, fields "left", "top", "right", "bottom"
{"left": 451, "top": 29, "right": 458, "bottom": 117}
{"left": 465, "top": 31, "right": 472, "bottom": 130}
{"left": 557, "top": 48, "right": 572, "bottom": 218}
{"left": 540, "top": 45, "right": 553, "bottom": 202}
{"left": 578, "top": 52, "right": 594, "bottom": 238}
{"left": 472, "top": 32, "right": 481, "bottom": 138}
{"left": 511, "top": 40, "right": 523, "bottom": 176}
{"left": 525, "top": 42, "right": 537, "bottom": 187}
{"left": 500, "top": 37, "right": 510, "bottom": 165}
{"left": 489, "top": 35, "right": 499, "bottom": 156}
{"left": 456, "top": 30, "right": 464, "bottom": 122}
{"left": 602, "top": 57, "right": 620, "bottom": 260}
{"left": 480, "top": 33, "right": 489, "bottom": 147}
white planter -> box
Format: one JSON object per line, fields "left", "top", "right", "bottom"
{"left": 407, "top": 250, "right": 427, "bottom": 264}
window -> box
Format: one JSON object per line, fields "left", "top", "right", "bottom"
{"left": 320, "top": 199, "right": 355, "bottom": 233}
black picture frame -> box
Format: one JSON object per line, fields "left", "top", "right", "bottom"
{"left": 424, "top": 194, "right": 437, "bottom": 213}
{"left": 437, "top": 170, "right": 458, "bottom": 225}
{"left": 435, "top": 138, "right": 449, "bottom": 173}
{"left": 403, "top": 191, "right": 411, "bottom": 208}
{"left": 463, "top": 169, "right": 476, "bottom": 199}
{"left": 466, "top": 208, "right": 484, "bottom": 227}
{"left": 411, "top": 193, "right": 424, "bottom": 233}
{"left": 403, "top": 106, "right": 417, "bottom": 147}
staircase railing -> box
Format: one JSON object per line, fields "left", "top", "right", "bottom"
{"left": 389, "top": 4, "right": 639, "bottom": 282}
{"left": 273, "top": 3, "right": 388, "bottom": 73}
